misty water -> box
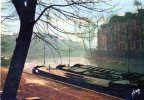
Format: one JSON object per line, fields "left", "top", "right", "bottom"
{"left": 25, "top": 56, "right": 144, "bottom": 74}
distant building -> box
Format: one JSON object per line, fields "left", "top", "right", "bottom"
{"left": 97, "top": 9, "right": 144, "bottom": 59}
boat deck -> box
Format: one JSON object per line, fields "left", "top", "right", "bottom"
{"left": 37, "top": 67, "right": 110, "bottom": 87}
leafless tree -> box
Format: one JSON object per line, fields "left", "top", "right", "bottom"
{"left": 1, "top": 0, "right": 117, "bottom": 99}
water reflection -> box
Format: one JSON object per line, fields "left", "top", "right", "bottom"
{"left": 25, "top": 57, "right": 144, "bottom": 74}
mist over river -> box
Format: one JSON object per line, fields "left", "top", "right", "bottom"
{"left": 24, "top": 56, "right": 144, "bottom": 74}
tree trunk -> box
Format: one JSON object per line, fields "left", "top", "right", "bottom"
{"left": 1, "top": 22, "right": 34, "bottom": 100}
{"left": 1, "top": 0, "right": 37, "bottom": 99}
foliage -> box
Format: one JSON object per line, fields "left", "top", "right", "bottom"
{"left": 109, "top": 12, "right": 138, "bottom": 23}
{"left": 109, "top": 15, "right": 125, "bottom": 23}
{"left": 1, "top": 36, "right": 10, "bottom": 54}
{"left": 1, "top": 56, "right": 11, "bottom": 66}
{"left": 1, "top": 34, "right": 85, "bottom": 59}
{"left": 134, "top": 0, "right": 142, "bottom": 8}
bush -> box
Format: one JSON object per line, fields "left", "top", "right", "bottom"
{"left": 1, "top": 56, "right": 11, "bottom": 66}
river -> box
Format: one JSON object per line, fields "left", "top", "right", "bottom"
{"left": 24, "top": 57, "right": 144, "bottom": 74}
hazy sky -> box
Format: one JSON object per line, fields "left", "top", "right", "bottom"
{"left": 3, "top": 0, "right": 144, "bottom": 34}
{"left": 2, "top": 0, "right": 144, "bottom": 47}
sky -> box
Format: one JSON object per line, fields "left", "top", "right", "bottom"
{"left": 1, "top": 0, "right": 144, "bottom": 47}
{"left": 115, "top": 0, "right": 143, "bottom": 14}
{"left": 1, "top": 0, "right": 144, "bottom": 33}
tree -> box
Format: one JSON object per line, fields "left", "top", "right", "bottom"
{"left": 76, "top": 19, "right": 96, "bottom": 56}
{"left": 1, "top": 0, "right": 116, "bottom": 99}
{"left": 1, "top": 0, "right": 37, "bottom": 99}
{"left": 85, "top": 22, "right": 96, "bottom": 56}
{"left": 134, "top": 0, "right": 142, "bottom": 10}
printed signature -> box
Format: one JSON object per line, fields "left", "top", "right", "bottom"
{"left": 131, "top": 89, "right": 140, "bottom": 98}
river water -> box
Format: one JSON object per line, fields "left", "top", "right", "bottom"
{"left": 24, "top": 57, "right": 144, "bottom": 74}
{"left": 24, "top": 57, "right": 88, "bottom": 73}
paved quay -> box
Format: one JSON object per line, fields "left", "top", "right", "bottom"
{"left": 1, "top": 67, "right": 123, "bottom": 100}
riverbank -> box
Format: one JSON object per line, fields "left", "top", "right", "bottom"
{"left": 33, "top": 66, "right": 144, "bottom": 100}
{"left": 0, "top": 67, "right": 122, "bottom": 100}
